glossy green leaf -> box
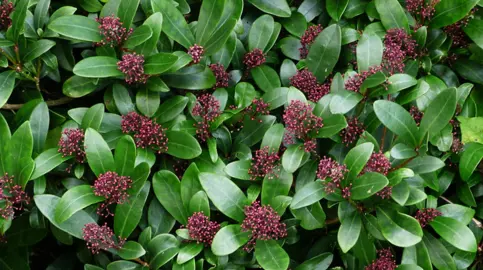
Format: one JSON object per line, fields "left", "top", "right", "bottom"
{"left": 48, "top": 15, "right": 101, "bottom": 42}
{"left": 375, "top": 0, "right": 409, "bottom": 32}
{"left": 7, "top": 0, "right": 29, "bottom": 42}
{"left": 459, "top": 142, "right": 483, "bottom": 181}
{"left": 31, "top": 148, "right": 72, "bottom": 179}
{"left": 291, "top": 180, "right": 325, "bottom": 210}
{"left": 155, "top": 96, "right": 189, "bottom": 123}
{"left": 153, "top": 170, "right": 189, "bottom": 225}
{"left": 151, "top": 0, "right": 194, "bottom": 48}
{"left": 351, "top": 172, "right": 389, "bottom": 200}
{"left": 338, "top": 210, "right": 362, "bottom": 253}
{"left": 144, "top": 53, "right": 178, "bottom": 75}
{"left": 255, "top": 240, "right": 290, "bottom": 270}
{"left": 225, "top": 160, "right": 251, "bottom": 180}
{"left": 377, "top": 206, "right": 423, "bottom": 247}
{"left": 148, "top": 234, "right": 180, "bottom": 269}
{"left": 29, "top": 102, "right": 49, "bottom": 154}
{"left": 81, "top": 103, "right": 104, "bottom": 131}
{"left": 177, "top": 242, "right": 204, "bottom": 264}
{"left": 307, "top": 24, "right": 341, "bottom": 83}
{"left": 247, "top": 0, "right": 291, "bottom": 17}
{"left": 422, "top": 233, "right": 457, "bottom": 270}
{"left": 295, "top": 252, "right": 333, "bottom": 270}
{"left": 73, "top": 57, "right": 123, "bottom": 78}
{"left": 407, "top": 156, "right": 445, "bottom": 174}
{"left": 117, "top": 241, "right": 146, "bottom": 260}
{"left": 162, "top": 65, "right": 216, "bottom": 90}
{"left": 430, "top": 216, "right": 477, "bottom": 252}
{"left": 211, "top": 224, "right": 250, "bottom": 256}
{"left": 22, "top": 40, "right": 56, "bottom": 62}
{"left": 431, "top": 0, "right": 480, "bottom": 28}
{"left": 251, "top": 65, "right": 281, "bottom": 92}
{"left": 166, "top": 131, "right": 202, "bottom": 159}
{"left": 420, "top": 88, "right": 457, "bottom": 138}
{"left": 55, "top": 185, "right": 103, "bottom": 223}
{"left": 124, "top": 25, "right": 153, "bottom": 49}
{"left": 114, "top": 182, "right": 150, "bottom": 238}
{"left": 0, "top": 71, "right": 16, "bottom": 108}
{"left": 357, "top": 34, "right": 383, "bottom": 72}
{"left": 344, "top": 142, "right": 374, "bottom": 180}
{"left": 282, "top": 144, "right": 306, "bottom": 173}
{"left": 199, "top": 172, "right": 248, "bottom": 222}
{"left": 114, "top": 135, "right": 136, "bottom": 176}
{"left": 84, "top": 128, "right": 115, "bottom": 176}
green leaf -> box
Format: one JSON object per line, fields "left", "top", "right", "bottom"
{"left": 458, "top": 116, "right": 483, "bottom": 144}
{"left": 373, "top": 100, "right": 419, "bottom": 147}
{"left": 430, "top": 216, "right": 477, "bottom": 252}
{"left": 135, "top": 12, "right": 163, "bottom": 56}
{"left": 162, "top": 65, "right": 216, "bottom": 90}
{"left": 114, "top": 181, "right": 150, "bottom": 238}
{"left": 262, "top": 168, "right": 292, "bottom": 205}
{"left": 0, "top": 71, "right": 16, "bottom": 108}
{"left": 386, "top": 74, "right": 418, "bottom": 94}
{"left": 48, "top": 15, "right": 101, "bottom": 42}
{"left": 390, "top": 143, "right": 417, "bottom": 160}
{"left": 261, "top": 124, "right": 284, "bottom": 153}
{"left": 235, "top": 115, "right": 276, "bottom": 147}
{"left": 280, "top": 11, "right": 307, "bottom": 38}
{"left": 247, "top": 0, "right": 291, "bottom": 17}
{"left": 431, "top": 0, "right": 480, "bottom": 28}
{"left": 351, "top": 172, "right": 389, "bottom": 200}
{"left": 177, "top": 242, "right": 204, "bottom": 264}
{"left": 377, "top": 206, "right": 423, "bottom": 247}
{"left": 459, "top": 142, "right": 483, "bottom": 181}
{"left": 7, "top": 0, "right": 29, "bottom": 42}
{"left": 84, "top": 128, "right": 115, "bottom": 176}
{"left": 344, "top": 142, "right": 374, "bottom": 180}
{"left": 6, "top": 122, "right": 33, "bottom": 179}
{"left": 54, "top": 185, "right": 103, "bottom": 223}
{"left": 199, "top": 172, "right": 248, "bottom": 222}
{"left": 374, "top": 0, "right": 409, "bottom": 32}
{"left": 113, "top": 84, "right": 134, "bottom": 116}
{"left": 316, "top": 114, "right": 347, "bottom": 138}
{"left": 151, "top": 0, "right": 194, "bottom": 48}
{"left": 295, "top": 253, "right": 333, "bottom": 270}
{"left": 124, "top": 25, "right": 153, "bottom": 49}
{"left": 106, "top": 261, "right": 144, "bottom": 270}
{"left": 282, "top": 144, "right": 306, "bottom": 173}
{"left": 144, "top": 53, "right": 178, "bottom": 75}
{"left": 356, "top": 34, "right": 383, "bottom": 72}
{"left": 453, "top": 59, "right": 483, "bottom": 85}
{"left": 31, "top": 148, "right": 72, "bottom": 179}
{"left": 154, "top": 96, "right": 189, "bottom": 123}
{"left": 330, "top": 90, "right": 363, "bottom": 114}
{"left": 166, "top": 131, "right": 202, "bottom": 159}
{"left": 225, "top": 160, "right": 251, "bottom": 180}
{"left": 188, "top": 191, "right": 210, "bottom": 217}
{"left": 248, "top": 15, "right": 274, "bottom": 52}
{"left": 326, "top": 0, "right": 349, "bottom": 21}
{"left": 22, "top": 40, "right": 56, "bottom": 62}
{"left": 407, "top": 156, "right": 445, "bottom": 174}
{"left": 34, "top": 194, "right": 96, "bottom": 239}
{"left": 438, "top": 204, "right": 475, "bottom": 225}
{"left": 148, "top": 199, "right": 176, "bottom": 236}
{"left": 73, "top": 56, "right": 123, "bottom": 78}
{"left": 62, "top": 75, "right": 98, "bottom": 98}
{"left": 118, "top": 0, "right": 139, "bottom": 28}
{"left": 196, "top": 0, "right": 224, "bottom": 46}
{"left": 464, "top": 19, "right": 483, "bottom": 49}
{"left": 114, "top": 135, "right": 136, "bottom": 176}
{"left": 34, "top": 0, "right": 50, "bottom": 29}
{"left": 291, "top": 180, "right": 325, "bottom": 210}
{"left": 255, "top": 240, "right": 290, "bottom": 270}
{"left": 117, "top": 241, "right": 146, "bottom": 260}
{"left": 291, "top": 202, "right": 326, "bottom": 230}
{"left": 338, "top": 210, "right": 362, "bottom": 253}
{"left": 251, "top": 65, "right": 281, "bottom": 92}
{"left": 153, "top": 170, "right": 189, "bottom": 224}
{"left": 81, "top": 103, "right": 104, "bottom": 131}
{"left": 136, "top": 88, "right": 159, "bottom": 117}
{"left": 307, "top": 24, "right": 341, "bottom": 83}
{"left": 180, "top": 163, "right": 202, "bottom": 210}
{"left": 211, "top": 224, "right": 250, "bottom": 256}
{"left": 420, "top": 88, "right": 457, "bottom": 139}
{"left": 422, "top": 233, "right": 457, "bottom": 270}
{"left": 148, "top": 234, "right": 180, "bottom": 269}
{"left": 29, "top": 102, "right": 49, "bottom": 154}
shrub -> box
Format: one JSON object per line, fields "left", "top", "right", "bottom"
{"left": 0, "top": 0, "right": 483, "bottom": 269}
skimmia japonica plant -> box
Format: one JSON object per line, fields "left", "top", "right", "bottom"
{"left": 1, "top": 0, "right": 483, "bottom": 269}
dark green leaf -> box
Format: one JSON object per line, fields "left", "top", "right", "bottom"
{"left": 431, "top": 0, "right": 479, "bottom": 28}
{"left": 430, "top": 216, "right": 477, "bottom": 252}
{"left": 29, "top": 102, "right": 49, "bottom": 154}
{"left": 307, "top": 24, "right": 341, "bottom": 83}
{"left": 351, "top": 172, "right": 389, "bottom": 200}
{"left": 422, "top": 233, "right": 457, "bottom": 270}
{"left": 148, "top": 234, "right": 180, "bottom": 269}
{"left": 81, "top": 103, "right": 104, "bottom": 131}
{"left": 155, "top": 96, "right": 189, "bottom": 123}
{"left": 460, "top": 142, "right": 483, "bottom": 181}
{"left": 251, "top": 65, "right": 281, "bottom": 92}
{"left": 124, "top": 25, "right": 153, "bottom": 49}
{"left": 151, "top": 0, "right": 194, "bottom": 48}
{"left": 407, "top": 156, "right": 445, "bottom": 174}
{"left": 344, "top": 142, "right": 374, "bottom": 180}
{"left": 177, "top": 242, "right": 204, "bottom": 264}
{"left": 48, "top": 15, "right": 101, "bottom": 42}
{"left": 295, "top": 252, "right": 333, "bottom": 270}
{"left": 136, "top": 88, "right": 159, "bottom": 117}
{"left": 162, "top": 65, "right": 216, "bottom": 90}
{"left": 114, "top": 135, "right": 136, "bottom": 176}
{"left": 22, "top": 40, "right": 56, "bottom": 62}
{"left": 55, "top": 185, "right": 103, "bottom": 223}
{"left": 291, "top": 180, "right": 325, "bottom": 210}
{"left": 374, "top": 0, "right": 409, "bottom": 32}
{"left": 420, "top": 88, "right": 457, "bottom": 139}
{"left": 117, "top": 241, "right": 146, "bottom": 260}
{"left": 166, "top": 131, "right": 202, "bottom": 159}
{"left": 357, "top": 34, "right": 383, "bottom": 72}
{"left": 225, "top": 160, "right": 251, "bottom": 180}
{"left": 0, "top": 71, "right": 16, "bottom": 108}
{"left": 31, "top": 148, "right": 72, "bottom": 179}
{"left": 7, "top": 0, "right": 29, "bottom": 42}
{"left": 211, "top": 224, "right": 249, "bottom": 256}
{"left": 282, "top": 144, "right": 306, "bottom": 173}
{"left": 326, "top": 0, "right": 349, "bottom": 21}
{"left": 84, "top": 128, "right": 115, "bottom": 176}
{"left": 118, "top": 0, "right": 139, "bottom": 28}
{"left": 73, "top": 57, "right": 123, "bottom": 78}
{"left": 144, "top": 53, "right": 179, "bottom": 75}
{"left": 114, "top": 181, "right": 151, "bottom": 238}
{"left": 153, "top": 170, "right": 189, "bottom": 224}
{"left": 377, "top": 206, "right": 423, "bottom": 247}
{"left": 247, "top": 0, "right": 291, "bottom": 17}
{"left": 255, "top": 240, "right": 290, "bottom": 270}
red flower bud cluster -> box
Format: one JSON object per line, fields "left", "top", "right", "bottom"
{"left": 299, "top": 24, "right": 323, "bottom": 59}
{"left": 192, "top": 94, "right": 221, "bottom": 142}
{"left": 317, "top": 157, "right": 348, "bottom": 193}
{"left": 82, "top": 223, "right": 125, "bottom": 254}
{"left": 0, "top": 174, "right": 29, "bottom": 220}
{"left": 362, "top": 151, "right": 391, "bottom": 176}
{"left": 241, "top": 201, "right": 287, "bottom": 252}
{"left": 443, "top": 8, "right": 477, "bottom": 48}
{"left": 188, "top": 44, "right": 204, "bottom": 64}
{"left": 121, "top": 112, "right": 169, "bottom": 153}
{"left": 243, "top": 98, "right": 270, "bottom": 122}
{"left": 209, "top": 63, "right": 230, "bottom": 89}
{"left": 340, "top": 117, "right": 365, "bottom": 146}
{"left": 0, "top": 0, "right": 13, "bottom": 30}
{"left": 92, "top": 171, "right": 132, "bottom": 217}
{"left": 409, "top": 106, "right": 423, "bottom": 126}
{"left": 406, "top": 0, "right": 440, "bottom": 23}
{"left": 376, "top": 186, "right": 393, "bottom": 199}
{"left": 382, "top": 28, "right": 418, "bottom": 75}
{"left": 95, "top": 16, "right": 133, "bottom": 47}
{"left": 186, "top": 212, "right": 220, "bottom": 245}
{"left": 58, "top": 128, "right": 86, "bottom": 163}
{"left": 344, "top": 66, "right": 382, "bottom": 93}
{"left": 173, "top": 159, "right": 190, "bottom": 180}
{"left": 243, "top": 48, "right": 266, "bottom": 69}
{"left": 342, "top": 184, "right": 352, "bottom": 199}
{"left": 365, "top": 248, "right": 397, "bottom": 270}
{"left": 283, "top": 100, "right": 323, "bottom": 152}
{"left": 290, "top": 69, "right": 330, "bottom": 102}
{"left": 117, "top": 53, "right": 148, "bottom": 84}
{"left": 451, "top": 136, "right": 463, "bottom": 154}
{"left": 414, "top": 208, "right": 442, "bottom": 228}
{"left": 248, "top": 146, "right": 280, "bottom": 180}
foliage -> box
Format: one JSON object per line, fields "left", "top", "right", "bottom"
{"left": 1, "top": 0, "right": 483, "bottom": 269}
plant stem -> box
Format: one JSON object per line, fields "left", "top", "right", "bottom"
{"left": 133, "top": 258, "right": 149, "bottom": 267}
{"left": 1, "top": 96, "right": 73, "bottom": 110}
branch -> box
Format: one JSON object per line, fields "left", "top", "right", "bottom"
{"left": 133, "top": 258, "right": 149, "bottom": 267}
{"left": 440, "top": 196, "right": 483, "bottom": 229}
{"left": 1, "top": 96, "right": 73, "bottom": 110}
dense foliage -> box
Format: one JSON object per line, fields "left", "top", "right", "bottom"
{"left": 1, "top": 0, "right": 483, "bottom": 269}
